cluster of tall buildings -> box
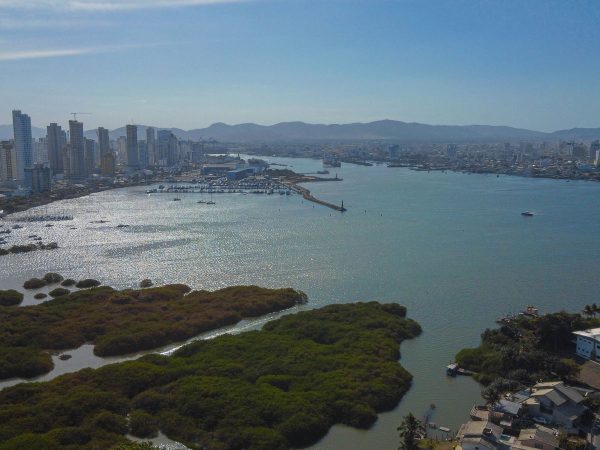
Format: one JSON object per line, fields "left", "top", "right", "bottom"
{"left": 1, "top": 109, "right": 210, "bottom": 194}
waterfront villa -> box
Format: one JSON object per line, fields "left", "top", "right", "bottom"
{"left": 574, "top": 327, "right": 600, "bottom": 361}
{"left": 456, "top": 421, "right": 559, "bottom": 450}
{"left": 522, "top": 382, "right": 586, "bottom": 429}
{"left": 457, "top": 381, "right": 590, "bottom": 450}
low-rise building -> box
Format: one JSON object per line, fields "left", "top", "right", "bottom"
{"left": 522, "top": 381, "right": 586, "bottom": 429}
{"left": 457, "top": 420, "right": 560, "bottom": 450}
{"left": 516, "top": 427, "right": 559, "bottom": 450}
{"left": 574, "top": 327, "right": 600, "bottom": 361}
{"left": 457, "top": 420, "right": 503, "bottom": 450}
{"left": 24, "top": 163, "right": 51, "bottom": 193}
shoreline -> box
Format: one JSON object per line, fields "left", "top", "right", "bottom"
{"left": 0, "top": 178, "right": 160, "bottom": 217}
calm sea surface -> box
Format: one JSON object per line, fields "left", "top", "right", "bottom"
{"left": 2, "top": 156, "right": 600, "bottom": 449}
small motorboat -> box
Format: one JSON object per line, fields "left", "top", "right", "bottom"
{"left": 521, "top": 211, "right": 534, "bottom": 216}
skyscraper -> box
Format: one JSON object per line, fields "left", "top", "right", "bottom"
{"left": 0, "top": 141, "right": 17, "bottom": 182}
{"left": 126, "top": 125, "right": 139, "bottom": 169}
{"left": 98, "top": 127, "right": 110, "bottom": 158}
{"left": 85, "top": 138, "right": 96, "bottom": 176}
{"left": 46, "top": 123, "right": 66, "bottom": 174}
{"left": 168, "top": 133, "right": 178, "bottom": 166}
{"left": 12, "top": 110, "right": 33, "bottom": 182}
{"left": 68, "top": 120, "right": 85, "bottom": 179}
{"left": 157, "top": 129, "right": 171, "bottom": 166}
{"left": 146, "top": 127, "right": 156, "bottom": 166}
{"left": 138, "top": 140, "right": 148, "bottom": 168}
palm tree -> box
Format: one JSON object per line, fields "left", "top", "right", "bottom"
{"left": 398, "top": 412, "right": 426, "bottom": 450}
{"left": 583, "top": 304, "right": 594, "bottom": 318}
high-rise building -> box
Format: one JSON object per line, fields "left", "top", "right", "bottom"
{"left": 33, "top": 138, "right": 48, "bottom": 165}
{"left": 0, "top": 141, "right": 17, "bottom": 182}
{"left": 157, "top": 130, "right": 171, "bottom": 166}
{"left": 12, "top": 110, "right": 33, "bottom": 182}
{"left": 85, "top": 138, "right": 96, "bottom": 176}
{"left": 117, "top": 136, "right": 127, "bottom": 164}
{"left": 168, "top": 133, "right": 178, "bottom": 166}
{"left": 138, "top": 140, "right": 148, "bottom": 168}
{"left": 126, "top": 125, "right": 138, "bottom": 169}
{"left": 24, "top": 163, "right": 51, "bottom": 193}
{"left": 98, "top": 127, "right": 110, "bottom": 157}
{"left": 146, "top": 127, "right": 156, "bottom": 166}
{"left": 388, "top": 144, "right": 400, "bottom": 159}
{"left": 68, "top": 120, "right": 86, "bottom": 179}
{"left": 46, "top": 123, "right": 66, "bottom": 174}
{"left": 590, "top": 141, "right": 600, "bottom": 163}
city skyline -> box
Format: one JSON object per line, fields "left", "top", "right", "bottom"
{"left": 1, "top": 0, "right": 600, "bottom": 131}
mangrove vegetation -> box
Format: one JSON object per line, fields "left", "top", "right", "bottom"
{"left": 0, "top": 284, "right": 307, "bottom": 380}
{"left": 0, "top": 302, "right": 421, "bottom": 450}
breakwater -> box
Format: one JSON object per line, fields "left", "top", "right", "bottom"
{"left": 290, "top": 184, "right": 346, "bottom": 212}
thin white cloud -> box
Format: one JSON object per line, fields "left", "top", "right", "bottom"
{"left": 0, "top": 0, "right": 245, "bottom": 11}
{"left": 0, "top": 16, "right": 112, "bottom": 29}
{"left": 0, "top": 48, "right": 94, "bottom": 61}
{"left": 0, "top": 43, "right": 159, "bottom": 61}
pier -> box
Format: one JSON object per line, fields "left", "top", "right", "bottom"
{"left": 290, "top": 184, "right": 346, "bottom": 212}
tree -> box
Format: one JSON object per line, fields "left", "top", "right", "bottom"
{"left": 482, "top": 385, "right": 502, "bottom": 409}
{"left": 397, "top": 413, "right": 425, "bottom": 450}
{"left": 583, "top": 305, "right": 595, "bottom": 319}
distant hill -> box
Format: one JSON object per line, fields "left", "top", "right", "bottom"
{"left": 0, "top": 124, "right": 46, "bottom": 140}
{"left": 550, "top": 128, "right": 600, "bottom": 140}
{"left": 1, "top": 120, "right": 600, "bottom": 142}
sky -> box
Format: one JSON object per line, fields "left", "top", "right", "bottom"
{"left": 1, "top": 0, "right": 599, "bottom": 131}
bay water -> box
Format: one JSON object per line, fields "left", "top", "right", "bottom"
{"left": 1, "top": 156, "right": 599, "bottom": 449}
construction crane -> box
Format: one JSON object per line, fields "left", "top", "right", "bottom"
{"left": 70, "top": 112, "right": 91, "bottom": 121}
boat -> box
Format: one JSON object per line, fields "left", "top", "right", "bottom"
{"left": 197, "top": 200, "right": 206, "bottom": 204}
{"left": 521, "top": 211, "right": 534, "bottom": 216}
{"left": 446, "top": 363, "right": 458, "bottom": 376}
{"left": 12, "top": 224, "right": 23, "bottom": 229}
{"left": 173, "top": 198, "right": 181, "bottom": 201}
{"left": 439, "top": 426, "right": 451, "bottom": 433}
{"left": 206, "top": 201, "right": 216, "bottom": 205}
{"left": 520, "top": 305, "right": 539, "bottom": 317}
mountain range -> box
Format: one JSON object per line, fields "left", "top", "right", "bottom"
{"left": 1, "top": 120, "right": 599, "bottom": 143}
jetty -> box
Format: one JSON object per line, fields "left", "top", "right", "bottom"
{"left": 290, "top": 184, "right": 346, "bottom": 212}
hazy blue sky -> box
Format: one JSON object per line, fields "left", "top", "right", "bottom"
{"left": 1, "top": 0, "right": 599, "bottom": 131}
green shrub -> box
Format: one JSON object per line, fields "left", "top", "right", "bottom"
{"left": 48, "top": 288, "right": 70, "bottom": 298}
{"left": 43, "top": 273, "right": 64, "bottom": 284}
{"left": 140, "top": 279, "right": 153, "bottom": 288}
{"left": 76, "top": 279, "right": 101, "bottom": 289}
{"left": 34, "top": 292, "right": 47, "bottom": 300}
{"left": 23, "top": 278, "right": 46, "bottom": 289}
{"left": 0, "top": 289, "right": 24, "bottom": 306}
{"left": 129, "top": 410, "right": 158, "bottom": 438}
